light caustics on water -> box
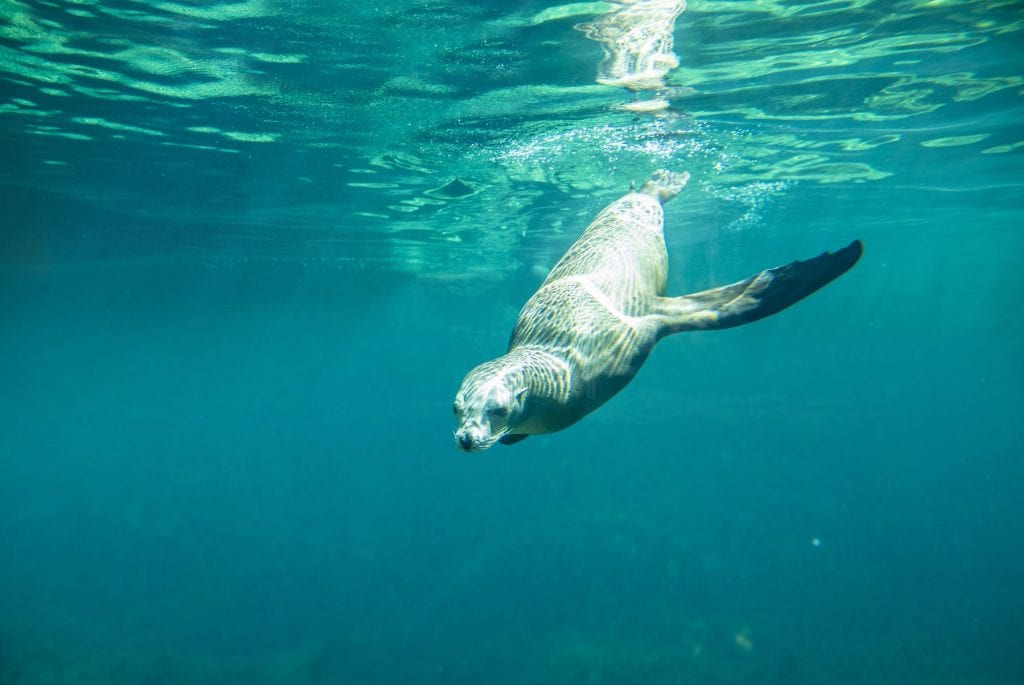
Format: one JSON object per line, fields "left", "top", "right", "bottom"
{"left": 0, "top": 0, "right": 293, "bottom": 153}
{"left": 0, "top": 0, "right": 1020, "bottom": 277}
{"left": 485, "top": 0, "right": 1021, "bottom": 241}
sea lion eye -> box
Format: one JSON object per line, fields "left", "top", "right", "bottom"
{"left": 491, "top": 406, "right": 509, "bottom": 418}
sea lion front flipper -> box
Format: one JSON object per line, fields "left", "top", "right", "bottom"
{"left": 499, "top": 434, "right": 529, "bottom": 446}
{"left": 655, "top": 240, "right": 863, "bottom": 333}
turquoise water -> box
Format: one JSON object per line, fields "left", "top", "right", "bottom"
{"left": 1, "top": 0, "right": 1022, "bottom": 682}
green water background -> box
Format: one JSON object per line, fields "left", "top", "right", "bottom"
{"left": 1, "top": 1, "right": 1022, "bottom": 682}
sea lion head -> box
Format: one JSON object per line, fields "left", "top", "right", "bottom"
{"left": 453, "top": 358, "right": 529, "bottom": 452}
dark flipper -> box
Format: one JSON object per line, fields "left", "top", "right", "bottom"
{"left": 656, "top": 240, "right": 863, "bottom": 333}
{"left": 499, "top": 434, "right": 529, "bottom": 446}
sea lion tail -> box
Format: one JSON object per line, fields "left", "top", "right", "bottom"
{"left": 638, "top": 169, "right": 690, "bottom": 204}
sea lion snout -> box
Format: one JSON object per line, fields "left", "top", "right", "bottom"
{"left": 455, "top": 431, "right": 475, "bottom": 451}
{"left": 454, "top": 425, "right": 488, "bottom": 452}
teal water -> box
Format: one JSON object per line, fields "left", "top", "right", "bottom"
{"left": 1, "top": 1, "right": 1022, "bottom": 682}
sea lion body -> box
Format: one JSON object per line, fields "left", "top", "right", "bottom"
{"left": 505, "top": 179, "right": 674, "bottom": 428}
{"left": 453, "top": 170, "right": 861, "bottom": 451}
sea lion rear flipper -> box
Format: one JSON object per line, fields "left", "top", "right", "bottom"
{"left": 655, "top": 240, "right": 863, "bottom": 333}
{"left": 638, "top": 169, "right": 690, "bottom": 204}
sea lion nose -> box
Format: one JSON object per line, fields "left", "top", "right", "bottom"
{"left": 458, "top": 433, "right": 474, "bottom": 451}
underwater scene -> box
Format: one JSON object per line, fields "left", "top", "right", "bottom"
{"left": 1, "top": 0, "right": 1022, "bottom": 682}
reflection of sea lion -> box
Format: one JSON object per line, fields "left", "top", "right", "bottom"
{"left": 453, "top": 170, "right": 862, "bottom": 451}
{"left": 576, "top": 0, "right": 688, "bottom": 92}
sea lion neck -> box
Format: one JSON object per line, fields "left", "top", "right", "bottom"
{"left": 501, "top": 346, "right": 573, "bottom": 405}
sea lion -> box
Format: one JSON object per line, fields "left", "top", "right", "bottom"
{"left": 453, "top": 170, "right": 862, "bottom": 451}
